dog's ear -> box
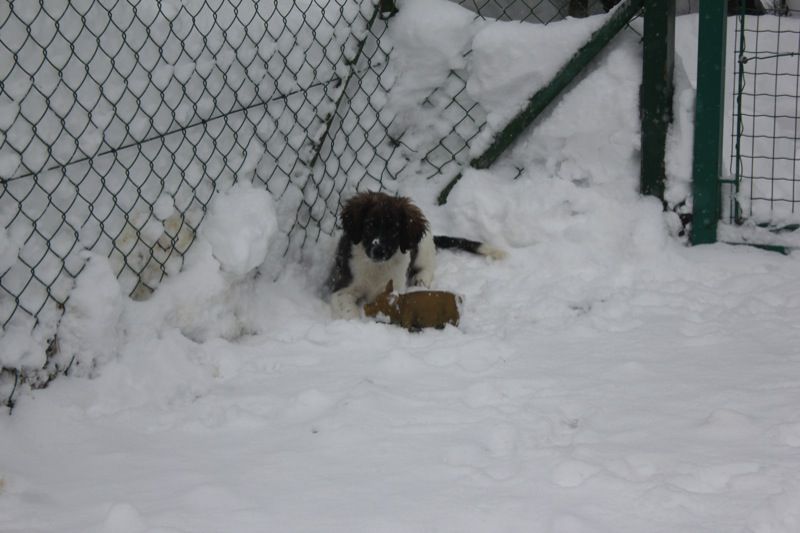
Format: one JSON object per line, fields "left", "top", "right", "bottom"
{"left": 341, "top": 192, "right": 372, "bottom": 244}
{"left": 398, "top": 198, "right": 429, "bottom": 253}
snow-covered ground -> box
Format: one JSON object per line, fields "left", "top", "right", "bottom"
{"left": 3, "top": 3, "right": 800, "bottom": 533}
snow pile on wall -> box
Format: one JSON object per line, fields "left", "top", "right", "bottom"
{"left": 200, "top": 182, "right": 278, "bottom": 277}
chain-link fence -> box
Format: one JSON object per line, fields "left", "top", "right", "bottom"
{"left": 0, "top": 0, "right": 402, "bottom": 386}
{"left": 726, "top": 2, "right": 800, "bottom": 228}
{"left": 1, "top": 0, "right": 613, "bottom": 389}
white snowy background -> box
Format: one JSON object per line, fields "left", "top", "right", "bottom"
{"left": 3, "top": 2, "right": 800, "bottom": 532}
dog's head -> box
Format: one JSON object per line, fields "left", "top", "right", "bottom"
{"left": 341, "top": 191, "right": 429, "bottom": 262}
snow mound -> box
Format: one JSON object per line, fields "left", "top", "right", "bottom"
{"left": 55, "top": 254, "right": 124, "bottom": 375}
{"left": 388, "top": 0, "right": 478, "bottom": 106}
{"left": 200, "top": 181, "right": 278, "bottom": 277}
{"left": 468, "top": 16, "right": 605, "bottom": 129}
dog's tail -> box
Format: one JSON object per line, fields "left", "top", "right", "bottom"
{"left": 433, "top": 236, "right": 507, "bottom": 260}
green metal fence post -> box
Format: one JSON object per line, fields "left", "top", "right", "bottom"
{"left": 640, "top": 0, "right": 675, "bottom": 201}
{"left": 691, "top": 2, "right": 727, "bottom": 245}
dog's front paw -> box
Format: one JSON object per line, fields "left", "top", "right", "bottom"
{"left": 411, "top": 271, "right": 433, "bottom": 289}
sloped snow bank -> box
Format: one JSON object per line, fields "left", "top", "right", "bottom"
{"left": 200, "top": 181, "right": 279, "bottom": 277}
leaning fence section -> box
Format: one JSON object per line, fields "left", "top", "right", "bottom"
{"left": 0, "top": 0, "right": 400, "bottom": 384}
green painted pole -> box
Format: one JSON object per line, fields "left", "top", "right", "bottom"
{"left": 437, "top": 0, "right": 644, "bottom": 205}
{"left": 640, "top": 0, "right": 675, "bottom": 201}
{"left": 690, "top": 2, "right": 727, "bottom": 245}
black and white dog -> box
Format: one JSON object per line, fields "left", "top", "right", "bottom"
{"left": 326, "top": 191, "right": 505, "bottom": 319}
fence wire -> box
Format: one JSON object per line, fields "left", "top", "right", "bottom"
{"left": 728, "top": 3, "right": 800, "bottom": 228}
{"left": 1, "top": 0, "right": 611, "bottom": 390}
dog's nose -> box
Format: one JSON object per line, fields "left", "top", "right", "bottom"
{"left": 367, "top": 238, "right": 390, "bottom": 261}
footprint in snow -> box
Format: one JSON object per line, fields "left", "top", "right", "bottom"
{"left": 463, "top": 382, "right": 508, "bottom": 408}
{"left": 695, "top": 408, "right": 759, "bottom": 440}
{"left": 282, "top": 389, "right": 337, "bottom": 423}
{"left": 552, "top": 459, "right": 601, "bottom": 488}
{"left": 483, "top": 422, "right": 518, "bottom": 458}
{"left": 551, "top": 513, "right": 595, "bottom": 533}
{"left": 461, "top": 379, "right": 543, "bottom": 409}
{"left": 380, "top": 349, "right": 429, "bottom": 374}
{"left": 774, "top": 421, "right": 800, "bottom": 447}
{"left": 746, "top": 484, "right": 800, "bottom": 533}
{"left": 98, "top": 503, "right": 147, "bottom": 533}
{"left": 424, "top": 339, "right": 513, "bottom": 372}
{"left": 604, "top": 452, "right": 662, "bottom": 482}
{"left": 180, "top": 484, "right": 243, "bottom": 510}
{"left": 443, "top": 443, "right": 489, "bottom": 470}
{"left": 442, "top": 424, "right": 521, "bottom": 481}
{"left": 668, "top": 462, "right": 761, "bottom": 494}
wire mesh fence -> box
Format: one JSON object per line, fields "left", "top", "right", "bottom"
{"left": 1, "top": 0, "right": 614, "bottom": 388}
{"left": 0, "top": 0, "right": 401, "bottom": 385}
{"left": 726, "top": 2, "right": 800, "bottom": 228}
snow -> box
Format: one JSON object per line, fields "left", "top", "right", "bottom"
{"left": 0, "top": 319, "right": 45, "bottom": 370}
{"left": 199, "top": 181, "right": 279, "bottom": 277}
{"left": 152, "top": 195, "right": 176, "bottom": 222}
{"left": 388, "top": 0, "right": 478, "bottom": 105}
{"left": 0, "top": 151, "right": 21, "bottom": 180}
{"left": 3, "top": 4, "right": 800, "bottom": 533}
{"left": 468, "top": 15, "right": 606, "bottom": 130}
{"left": 53, "top": 254, "right": 124, "bottom": 376}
